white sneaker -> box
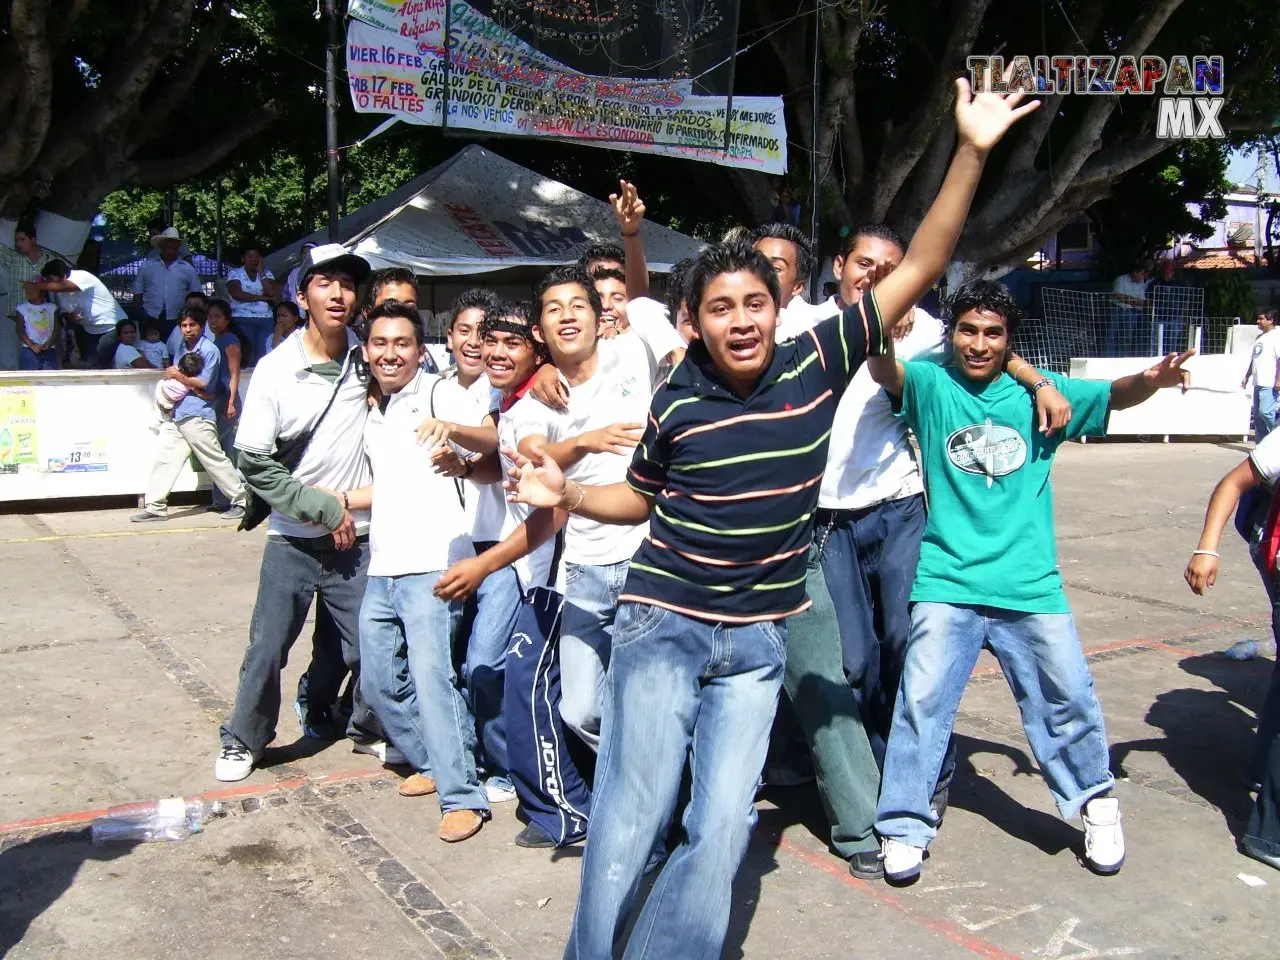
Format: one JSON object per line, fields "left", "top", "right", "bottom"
{"left": 882, "top": 838, "right": 925, "bottom": 883}
{"left": 484, "top": 778, "right": 518, "bottom": 803}
{"left": 1082, "top": 797, "right": 1125, "bottom": 875}
{"left": 352, "top": 740, "right": 407, "bottom": 765}
{"left": 215, "top": 743, "right": 257, "bottom": 782}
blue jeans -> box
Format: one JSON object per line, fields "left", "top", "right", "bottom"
{"left": 19, "top": 345, "right": 58, "bottom": 370}
{"left": 876, "top": 602, "right": 1113, "bottom": 848}
{"left": 559, "top": 559, "right": 630, "bottom": 750}
{"left": 462, "top": 551, "right": 522, "bottom": 779}
{"left": 237, "top": 316, "right": 273, "bottom": 363}
{"left": 221, "top": 534, "right": 383, "bottom": 754}
{"left": 360, "top": 572, "right": 488, "bottom": 814}
{"left": 1256, "top": 388, "right": 1277, "bottom": 442}
{"left": 1249, "top": 545, "right": 1280, "bottom": 785}
{"left": 1106, "top": 307, "right": 1145, "bottom": 357}
{"left": 818, "top": 494, "right": 955, "bottom": 788}
{"left": 566, "top": 603, "right": 785, "bottom": 960}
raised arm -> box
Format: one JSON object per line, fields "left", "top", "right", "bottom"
{"left": 517, "top": 424, "right": 642, "bottom": 472}
{"left": 871, "top": 78, "right": 1038, "bottom": 335}
{"left": 612, "top": 181, "right": 650, "bottom": 299}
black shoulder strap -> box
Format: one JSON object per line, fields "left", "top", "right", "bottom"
{"left": 430, "top": 375, "right": 466, "bottom": 509}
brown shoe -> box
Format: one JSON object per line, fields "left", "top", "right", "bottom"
{"left": 398, "top": 773, "right": 437, "bottom": 797}
{"left": 439, "top": 809, "right": 485, "bottom": 843}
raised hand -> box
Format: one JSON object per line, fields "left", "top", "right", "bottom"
{"left": 953, "top": 70, "right": 1040, "bottom": 152}
{"left": 610, "top": 180, "right": 646, "bottom": 234}
{"left": 503, "top": 444, "right": 568, "bottom": 508}
{"left": 1144, "top": 349, "right": 1195, "bottom": 393}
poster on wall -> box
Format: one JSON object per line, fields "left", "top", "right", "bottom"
{"left": 345, "top": 2, "right": 787, "bottom": 174}
{"left": 0, "top": 387, "right": 38, "bottom": 473}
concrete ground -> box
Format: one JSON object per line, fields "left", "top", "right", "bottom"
{"left": 1, "top": 441, "right": 1278, "bottom": 959}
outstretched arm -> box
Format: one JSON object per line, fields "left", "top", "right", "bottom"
{"left": 1110, "top": 350, "right": 1194, "bottom": 410}
{"left": 505, "top": 443, "right": 653, "bottom": 525}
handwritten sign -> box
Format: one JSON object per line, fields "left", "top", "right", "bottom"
{"left": 345, "top": 3, "right": 787, "bottom": 174}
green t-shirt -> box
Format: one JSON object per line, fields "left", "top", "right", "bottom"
{"left": 898, "top": 363, "right": 1112, "bottom": 613}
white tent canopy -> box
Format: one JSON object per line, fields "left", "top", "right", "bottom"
{"left": 266, "top": 144, "right": 704, "bottom": 278}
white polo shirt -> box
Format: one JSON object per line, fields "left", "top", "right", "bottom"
{"left": 505, "top": 336, "right": 652, "bottom": 566}
{"left": 496, "top": 394, "right": 563, "bottom": 593}
{"left": 780, "top": 297, "right": 946, "bottom": 511}
{"left": 622, "top": 297, "right": 686, "bottom": 382}
{"left": 460, "top": 374, "right": 507, "bottom": 543}
{"left": 235, "top": 328, "right": 373, "bottom": 539}
{"left": 1252, "top": 328, "right": 1280, "bottom": 390}
{"left": 365, "top": 370, "right": 481, "bottom": 576}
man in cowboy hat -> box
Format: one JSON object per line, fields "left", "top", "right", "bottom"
{"left": 134, "top": 225, "right": 202, "bottom": 339}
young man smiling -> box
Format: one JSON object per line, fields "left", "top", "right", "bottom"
{"left": 216, "top": 244, "right": 392, "bottom": 781}
{"left": 508, "top": 266, "right": 659, "bottom": 751}
{"left": 868, "top": 279, "right": 1193, "bottom": 883}
{"left": 507, "top": 78, "right": 1038, "bottom": 957}
{"left": 338, "top": 300, "right": 494, "bottom": 842}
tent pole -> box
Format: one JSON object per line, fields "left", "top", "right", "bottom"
{"left": 441, "top": 1, "right": 453, "bottom": 134}
{"left": 809, "top": 2, "right": 821, "bottom": 298}
{"left": 721, "top": 0, "right": 743, "bottom": 156}
{"left": 324, "top": 0, "right": 342, "bottom": 241}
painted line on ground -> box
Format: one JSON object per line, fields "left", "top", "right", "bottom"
{"left": 0, "top": 766, "right": 387, "bottom": 836}
{"left": 775, "top": 834, "right": 1025, "bottom": 960}
{"left": 0, "top": 524, "right": 239, "bottom": 545}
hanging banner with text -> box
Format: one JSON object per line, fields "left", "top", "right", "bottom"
{"left": 345, "top": 3, "right": 787, "bottom": 175}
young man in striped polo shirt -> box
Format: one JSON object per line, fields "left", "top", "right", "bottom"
{"left": 508, "top": 79, "right": 1038, "bottom": 958}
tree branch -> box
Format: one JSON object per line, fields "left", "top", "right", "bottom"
{"left": 132, "top": 1, "right": 231, "bottom": 149}
{"left": 864, "top": 0, "right": 991, "bottom": 222}
{"left": 0, "top": 0, "right": 54, "bottom": 179}
{"left": 30, "top": 0, "right": 195, "bottom": 183}
{"left": 130, "top": 101, "right": 282, "bottom": 187}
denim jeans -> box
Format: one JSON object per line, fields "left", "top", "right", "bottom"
{"left": 360, "top": 572, "right": 488, "bottom": 814}
{"left": 1246, "top": 726, "right": 1280, "bottom": 858}
{"left": 818, "top": 494, "right": 956, "bottom": 789}
{"left": 1256, "top": 388, "right": 1277, "bottom": 442}
{"left": 784, "top": 543, "right": 880, "bottom": 857}
{"left": 1249, "top": 545, "right": 1280, "bottom": 785}
{"left": 1106, "top": 307, "right": 1146, "bottom": 358}
{"left": 19, "top": 345, "right": 58, "bottom": 370}
{"left": 559, "top": 559, "right": 630, "bottom": 750}
{"left": 876, "top": 602, "right": 1114, "bottom": 848}
{"left": 462, "top": 549, "right": 523, "bottom": 779}
{"left": 237, "top": 316, "right": 274, "bottom": 363}
{"left": 221, "top": 534, "right": 383, "bottom": 753}
{"left": 566, "top": 603, "right": 785, "bottom": 960}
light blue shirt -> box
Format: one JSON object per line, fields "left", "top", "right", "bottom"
{"left": 172, "top": 336, "right": 221, "bottom": 422}
{"left": 133, "top": 255, "right": 201, "bottom": 321}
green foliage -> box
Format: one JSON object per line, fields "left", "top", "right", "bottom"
{"left": 1204, "top": 270, "right": 1259, "bottom": 321}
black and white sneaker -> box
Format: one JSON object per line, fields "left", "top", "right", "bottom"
{"left": 215, "top": 743, "right": 258, "bottom": 782}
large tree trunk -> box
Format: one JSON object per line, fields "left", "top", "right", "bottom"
{"left": 0, "top": 0, "right": 279, "bottom": 257}
{"left": 751, "top": 0, "right": 1277, "bottom": 271}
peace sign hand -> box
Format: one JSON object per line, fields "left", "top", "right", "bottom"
{"left": 1144, "top": 350, "right": 1195, "bottom": 394}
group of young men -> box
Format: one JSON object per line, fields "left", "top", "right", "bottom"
{"left": 210, "top": 79, "right": 1197, "bottom": 958}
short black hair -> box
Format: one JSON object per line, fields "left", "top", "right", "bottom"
{"left": 577, "top": 242, "right": 625, "bottom": 271}
{"left": 446, "top": 288, "right": 499, "bottom": 329}
{"left": 1260, "top": 308, "right": 1278, "bottom": 325}
{"left": 178, "top": 305, "right": 208, "bottom": 328}
{"left": 240, "top": 241, "right": 264, "bottom": 257}
{"left": 366, "top": 267, "right": 419, "bottom": 311}
{"left": 363, "top": 299, "right": 424, "bottom": 345}
{"left": 480, "top": 300, "right": 547, "bottom": 361}
{"left": 686, "top": 239, "right": 781, "bottom": 318}
{"left": 945, "top": 279, "right": 1022, "bottom": 337}
{"left": 141, "top": 320, "right": 163, "bottom": 339}
{"left": 184, "top": 290, "right": 209, "bottom": 306}
{"left": 115, "top": 318, "right": 137, "bottom": 338}
{"left": 15, "top": 222, "right": 35, "bottom": 239}
{"left": 274, "top": 300, "right": 300, "bottom": 320}
{"left": 665, "top": 256, "right": 697, "bottom": 324}
{"left": 535, "top": 265, "right": 603, "bottom": 323}
{"left": 837, "top": 223, "right": 907, "bottom": 261}
{"left": 177, "top": 352, "right": 205, "bottom": 377}
{"left": 753, "top": 223, "right": 814, "bottom": 284}
{"left": 589, "top": 265, "right": 627, "bottom": 286}
{"left": 42, "top": 259, "right": 70, "bottom": 280}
